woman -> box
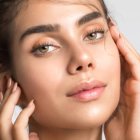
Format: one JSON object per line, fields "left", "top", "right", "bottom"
{"left": 0, "top": 0, "right": 140, "bottom": 139}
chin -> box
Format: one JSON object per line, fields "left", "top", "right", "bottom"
{"left": 69, "top": 101, "right": 119, "bottom": 129}
{"left": 58, "top": 107, "right": 118, "bottom": 129}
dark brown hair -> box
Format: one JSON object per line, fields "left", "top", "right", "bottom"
{"left": 0, "top": 0, "right": 109, "bottom": 73}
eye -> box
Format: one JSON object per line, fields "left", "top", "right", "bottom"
{"left": 31, "top": 43, "right": 57, "bottom": 56}
{"left": 84, "top": 29, "right": 105, "bottom": 42}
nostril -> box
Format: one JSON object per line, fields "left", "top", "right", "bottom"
{"left": 76, "top": 63, "right": 92, "bottom": 71}
{"left": 88, "top": 63, "right": 92, "bottom": 67}
{"left": 76, "top": 66, "right": 83, "bottom": 71}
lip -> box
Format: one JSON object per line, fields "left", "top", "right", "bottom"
{"left": 67, "top": 80, "right": 107, "bottom": 102}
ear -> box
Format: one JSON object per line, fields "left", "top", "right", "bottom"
{"left": 0, "top": 73, "right": 9, "bottom": 101}
{"left": 17, "top": 88, "right": 29, "bottom": 109}
{"left": 0, "top": 74, "right": 8, "bottom": 93}
{"left": 0, "top": 73, "right": 28, "bottom": 108}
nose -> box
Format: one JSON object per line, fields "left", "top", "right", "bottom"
{"left": 67, "top": 47, "right": 95, "bottom": 74}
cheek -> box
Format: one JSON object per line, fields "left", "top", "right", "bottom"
{"left": 91, "top": 38, "right": 121, "bottom": 115}
{"left": 95, "top": 39, "right": 120, "bottom": 77}
{"left": 99, "top": 34, "right": 121, "bottom": 78}
{"left": 99, "top": 40, "right": 121, "bottom": 94}
{"left": 13, "top": 57, "right": 66, "bottom": 101}
{"left": 100, "top": 42, "right": 121, "bottom": 117}
{"left": 11, "top": 39, "right": 121, "bottom": 128}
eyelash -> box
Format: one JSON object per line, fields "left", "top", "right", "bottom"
{"left": 31, "top": 42, "right": 58, "bottom": 57}
{"left": 84, "top": 28, "right": 106, "bottom": 43}
{"left": 31, "top": 28, "right": 107, "bottom": 57}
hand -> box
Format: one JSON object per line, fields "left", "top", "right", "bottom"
{"left": 105, "top": 24, "right": 140, "bottom": 140}
{"left": 0, "top": 78, "right": 39, "bottom": 140}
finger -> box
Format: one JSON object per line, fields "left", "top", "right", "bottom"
{"left": 0, "top": 83, "right": 20, "bottom": 120}
{"left": 110, "top": 25, "right": 140, "bottom": 80}
{"left": 121, "top": 33, "right": 140, "bottom": 59}
{"left": 29, "top": 132, "right": 40, "bottom": 140}
{"left": 110, "top": 25, "right": 120, "bottom": 42}
{"left": 0, "top": 78, "right": 13, "bottom": 106}
{"left": 0, "top": 91, "right": 3, "bottom": 102}
{"left": 0, "top": 78, "right": 12, "bottom": 140}
{"left": 13, "top": 100, "right": 35, "bottom": 140}
{"left": 110, "top": 25, "right": 139, "bottom": 60}
{"left": 117, "top": 33, "right": 140, "bottom": 80}
{"left": 0, "top": 83, "right": 21, "bottom": 140}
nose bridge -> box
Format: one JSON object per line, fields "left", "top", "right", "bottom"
{"left": 67, "top": 42, "right": 95, "bottom": 74}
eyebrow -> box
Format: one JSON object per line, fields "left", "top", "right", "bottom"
{"left": 77, "top": 11, "right": 102, "bottom": 26}
{"left": 20, "top": 24, "right": 60, "bottom": 41}
{"left": 19, "top": 11, "right": 102, "bottom": 42}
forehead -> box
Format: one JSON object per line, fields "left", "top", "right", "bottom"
{"left": 25, "top": 0, "right": 101, "bottom": 5}
{"left": 15, "top": 0, "right": 104, "bottom": 24}
{"left": 20, "top": 0, "right": 103, "bottom": 13}
{"left": 13, "top": 0, "right": 105, "bottom": 41}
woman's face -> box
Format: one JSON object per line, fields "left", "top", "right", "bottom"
{"left": 11, "top": 0, "right": 120, "bottom": 129}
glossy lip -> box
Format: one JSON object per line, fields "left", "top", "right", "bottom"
{"left": 67, "top": 80, "right": 107, "bottom": 102}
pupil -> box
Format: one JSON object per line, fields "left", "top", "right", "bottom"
{"left": 40, "top": 46, "right": 48, "bottom": 52}
{"left": 90, "top": 33, "right": 96, "bottom": 39}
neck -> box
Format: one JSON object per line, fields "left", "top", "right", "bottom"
{"left": 36, "top": 127, "right": 102, "bottom": 140}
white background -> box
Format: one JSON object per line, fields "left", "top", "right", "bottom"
{"left": 13, "top": 0, "right": 140, "bottom": 139}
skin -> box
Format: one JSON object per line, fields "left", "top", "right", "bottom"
{"left": 0, "top": 0, "right": 140, "bottom": 140}
{"left": 105, "top": 25, "right": 140, "bottom": 140}
{"left": 11, "top": 0, "right": 120, "bottom": 138}
{"left": 1, "top": 0, "right": 120, "bottom": 139}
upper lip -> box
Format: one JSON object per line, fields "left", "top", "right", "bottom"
{"left": 67, "top": 80, "right": 107, "bottom": 97}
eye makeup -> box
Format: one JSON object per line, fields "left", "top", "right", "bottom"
{"left": 31, "top": 42, "right": 60, "bottom": 57}
{"left": 30, "top": 21, "right": 108, "bottom": 57}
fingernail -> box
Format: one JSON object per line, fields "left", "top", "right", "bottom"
{"left": 7, "top": 77, "right": 12, "bottom": 88}
{"left": 108, "top": 17, "right": 117, "bottom": 27}
{"left": 28, "top": 99, "right": 34, "bottom": 107}
{"left": 29, "top": 132, "right": 38, "bottom": 137}
{"left": 12, "top": 83, "right": 17, "bottom": 93}
{"left": 119, "top": 34, "right": 121, "bottom": 38}
{"left": 119, "top": 34, "right": 124, "bottom": 45}
{"left": 111, "top": 21, "right": 117, "bottom": 26}
{"left": 109, "top": 21, "right": 115, "bottom": 27}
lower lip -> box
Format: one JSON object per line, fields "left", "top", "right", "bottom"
{"left": 71, "top": 86, "right": 106, "bottom": 102}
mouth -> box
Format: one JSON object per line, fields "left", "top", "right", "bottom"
{"left": 67, "top": 80, "right": 107, "bottom": 102}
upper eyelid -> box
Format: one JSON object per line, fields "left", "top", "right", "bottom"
{"left": 36, "top": 42, "right": 55, "bottom": 47}
{"left": 86, "top": 29, "right": 105, "bottom": 34}
{"left": 31, "top": 25, "right": 107, "bottom": 46}
{"left": 32, "top": 43, "right": 56, "bottom": 51}
{"left": 83, "top": 28, "right": 105, "bottom": 38}
{"left": 31, "top": 44, "right": 57, "bottom": 56}
{"left": 33, "top": 39, "right": 59, "bottom": 47}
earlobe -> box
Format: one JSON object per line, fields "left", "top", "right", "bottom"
{"left": 18, "top": 92, "right": 28, "bottom": 109}
{"left": 15, "top": 83, "right": 29, "bottom": 109}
